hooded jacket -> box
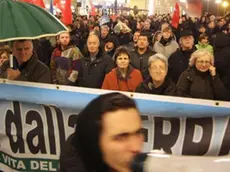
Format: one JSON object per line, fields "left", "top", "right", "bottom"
{"left": 213, "top": 32, "right": 230, "bottom": 91}
{"left": 195, "top": 42, "right": 214, "bottom": 54}
{"left": 153, "top": 37, "right": 179, "bottom": 58}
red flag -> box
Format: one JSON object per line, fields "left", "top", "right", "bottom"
{"left": 62, "top": 0, "right": 72, "bottom": 25}
{"left": 171, "top": 3, "right": 180, "bottom": 29}
{"left": 33, "top": 0, "right": 45, "bottom": 8}
{"left": 54, "top": 0, "right": 63, "bottom": 11}
{"left": 53, "top": 0, "right": 58, "bottom": 5}
{"left": 89, "top": 0, "right": 96, "bottom": 16}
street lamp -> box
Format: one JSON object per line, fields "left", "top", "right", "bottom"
{"left": 215, "top": 0, "right": 222, "bottom": 16}
{"left": 222, "top": 1, "right": 229, "bottom": 15}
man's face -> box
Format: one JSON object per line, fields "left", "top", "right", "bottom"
{"left": 133, "top": 32, "right": 140, "bottom": 43}
{"left": 218, "top": 20, "right": 225, "bottom": 27}
{"left": 12, "top": 40, "right": 33, "bottom": 64}
{"left": 87, "top": 35, "right": 100, "bottom": 53}
{"left": 100, "top": 108, "right": 143, "bottom": 172}
{"left": 59, "top": 33, "right": 70, "bottom": 47}
{"left": 208, "top": 22, "right": 215, "bottom": 29}
{"left": 101, "top": 27, "right": 109, "bottom": 39}
{"left": 180, "top": 36, "right": 194, "bottom": 49}
{"left": 144, "top": 21, "right": 151, "bottom": 30}
{"left": 137, "top": 36, "right": 149, "bottom": 49}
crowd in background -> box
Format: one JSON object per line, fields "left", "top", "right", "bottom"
{"left": 1, "top": 12, "right": 230, "bottom": 101}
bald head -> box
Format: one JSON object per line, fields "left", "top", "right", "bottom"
{"left": 87, "top": 34, "right": 100, "bottom": 54}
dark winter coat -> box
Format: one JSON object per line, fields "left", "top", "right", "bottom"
{"left": 168, "top": 48, "right": 195, "bottom": 83}
{"left": 176, "top": 67, "right": 230, "bottom": 101}
{"left": 0, "top": 55, "right": 51, "bottom": 83}
{"left": 135, "top": 76, "right": 176, "bottom": 96}
{"left": 129, "top": 47, "right": 155, "bottom": 79}
{"left": 213, "top": 32, "right": 230, "bottom": 91}
{"left": 76, "top": 50, "right": 115, "bottom": 88}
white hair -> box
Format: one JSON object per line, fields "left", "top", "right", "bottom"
{"left": 148, "top": 53, "right": 168, "bottom": 69}
{"left": 189, "top": 49, "right": 214, "bottom": 67}
{"left": 179, "top": 36, "right": 194, "bottom": 46}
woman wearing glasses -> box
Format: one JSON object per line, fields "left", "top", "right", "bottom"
{"left": 135, "top": 53, "right": 176, "bottom": 96}
{"left": 176, "top": 49, "right": 230, "bottom": 101}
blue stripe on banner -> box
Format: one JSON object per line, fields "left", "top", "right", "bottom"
{"left": 0, "top": 79, "right": 230, "bottom": 117}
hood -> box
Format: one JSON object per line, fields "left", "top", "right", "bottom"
{"left": 213, "top": 32, "right": 230, "bottom": 49}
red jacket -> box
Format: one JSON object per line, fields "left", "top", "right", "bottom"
{"left": 102, "top": 66, "right": 143, "bottom": 92}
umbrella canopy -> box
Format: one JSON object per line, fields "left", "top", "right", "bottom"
{"left": 0, "top": 0, "right": 68, "bottom": 42}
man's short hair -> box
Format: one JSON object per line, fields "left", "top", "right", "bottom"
{"left": 11, "top": 39, "right": 33, "bottom": 48}
{"left": 101, "top": 25, "right": 110, "bottom": 30}
{"left": 138, "top": 31, "right": 150, "bottom": 41}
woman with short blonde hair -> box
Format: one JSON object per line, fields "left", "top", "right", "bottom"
{"left": 176, "top": 49, "right": 230, "bottom": 101}
{"left": 189, "top": 49, "right": 214, "bottom": 67}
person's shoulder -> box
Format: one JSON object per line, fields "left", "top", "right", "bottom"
{"left": 168, "top": 49, "right": 180, "bottom": 59}
{"left": 181, "top": 67, "right": 195, "bottom": 79}
{"left": 36, "top": 60, "right": 50, "bottom": 70}
{"left": 132, "top": 68, "right": 142, "bottom": 76}
{"left": 135, "top": 82, "right": 148, "bottom": 93}
{"left": 107, "top": 68, "right": 116, "bottom": 76}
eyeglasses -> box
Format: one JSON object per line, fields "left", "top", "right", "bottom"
{"left": 150, "top": 66, "right": 166, "bottom": 72}
{"left": 196, "top": 60, "right": 211, "bottom": 65}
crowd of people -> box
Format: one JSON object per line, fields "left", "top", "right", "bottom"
{"left": 0, "top": 12, "right": 230, "bottom": 101}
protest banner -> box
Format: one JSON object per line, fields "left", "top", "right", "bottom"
{"left": 0, "top": 79, "right": 230, "bottom": 171}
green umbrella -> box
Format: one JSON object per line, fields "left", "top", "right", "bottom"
{"left": 0, "top": 0, "right": 68, "bottom": 42}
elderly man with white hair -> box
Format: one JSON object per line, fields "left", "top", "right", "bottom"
{"left": 135, "top": 53, "right": 176, "bottom": 96}
{"left": 168, "top": 29, "right": 195, "bottom": 83}
{"left": 176, "top": 49, "right": 230, "bottom": 101}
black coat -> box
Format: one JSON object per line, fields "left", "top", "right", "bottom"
{"left": 135, "top": 76, "right": 176, "bottom": 96}
{"left": 129, "top": 48, "right": 155, "bottom": 79}
{"left": 176, "top": 67, "right": 230, "bottom": 101}
{"left": 77, "top": 51, "right": 114, "bottom": 88}
{"left": 213, "top": 32, "right": 230, "bottom": 91}
{"left": 0, "top": 55, "right": 51, "bottom": 83}
{"left": 168, "top": 48, "right": 195, "bottom": 83}
{"left": 59, "top": 135, "right": 87, "bottom": 172}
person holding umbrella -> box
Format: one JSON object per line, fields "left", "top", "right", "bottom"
{"left": 0, "top": 40, "right": 51, "bottom": 83}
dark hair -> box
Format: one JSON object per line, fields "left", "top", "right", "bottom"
{"left": 139, "top": 31, "right": 149, "bottom": 38}
{"left": 113, "top": 47, "right": 131, "bottom": 61}
{"left": 72, "top": 93, "right": 137, "bottom": 171}
{"left": 199, "top": 33, "right": 209, "bottom": 42}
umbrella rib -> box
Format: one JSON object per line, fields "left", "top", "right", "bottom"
{"left": 20, "top": 3, "right": 47, "bottom": 34}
